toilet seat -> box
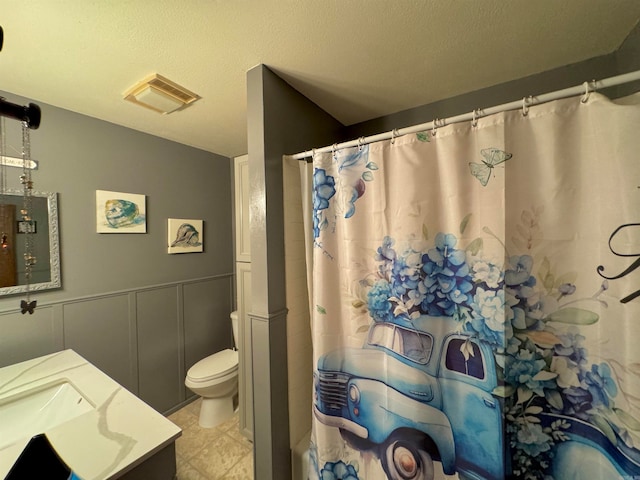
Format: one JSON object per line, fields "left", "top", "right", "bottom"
{"left": 187, "top": 349, "right": 238, "bottom": 384}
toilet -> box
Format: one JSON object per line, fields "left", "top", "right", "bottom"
{"left": 185, "top": 311, "right": 239, "bottom": 428}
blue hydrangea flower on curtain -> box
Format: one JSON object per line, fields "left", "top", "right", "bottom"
{"left": 335, "top": 146, "right": 377, "bottom": 219}
{"left": 362, "top": 224, "right": 637, "bottom": 479}
{"left": 422, "top": 233, "right": 475, "bottom": 318}
{"left": 319, "top": 460, "right": 359, "bottom": 480}
{"left": 312, "top": 168, "right": 336, "bottom": 239}
{"left": 367, "top": 232, "right": 507, "bottom": 349}
{"left": 312, "top": 147, "right": 378, "bottom": 240}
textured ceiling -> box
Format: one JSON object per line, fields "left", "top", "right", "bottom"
{"left": 1, "top": 1, "right": 639, "bottom": 158}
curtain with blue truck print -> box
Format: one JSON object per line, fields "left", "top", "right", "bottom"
{"left": 307, "top": 91, "right": 640, "bottom": 480}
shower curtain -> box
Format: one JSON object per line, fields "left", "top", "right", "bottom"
{"left": 302, "top": 91, "right": 640, "bottom": 480}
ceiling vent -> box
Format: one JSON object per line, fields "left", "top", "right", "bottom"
{"left": 123, "top": 74, "right": 200, "bottom": 114}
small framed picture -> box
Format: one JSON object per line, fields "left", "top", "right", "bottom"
{"left": 96, "top": 190, "right": 147, "bottom": 233}
{"left": 17, "top": 220, "right": 37, "bottom": 234}
{"left": 168, "top": 218, "right": 203, "bottom": 254}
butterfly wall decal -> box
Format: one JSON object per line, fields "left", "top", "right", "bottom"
{"left": 469, "top": 148, "right": 513, "bottom": 186}
{"left": 20, "top": 299, "right": 37, "bottom": 314}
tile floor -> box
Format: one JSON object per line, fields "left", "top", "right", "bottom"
{"left": 168, "top": 398, "right": 254, "bottom": 480}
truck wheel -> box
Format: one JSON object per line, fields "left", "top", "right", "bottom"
{"left": 381, "top": 440, "right": 434, "bottom": 480}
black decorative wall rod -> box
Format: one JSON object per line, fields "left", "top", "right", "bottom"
{"left": 0, "top": 98, "right": 41, "bottom": 130}
{"left": 0, "top": 26, "right": 41, "bottom": 129}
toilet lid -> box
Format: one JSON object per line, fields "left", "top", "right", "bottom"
{"left": 187, "top": 349, "right": 238, "bottom": 382}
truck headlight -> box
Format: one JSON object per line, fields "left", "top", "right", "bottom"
{"left": 348, "top": 384, "right": 360, "bottom": 405}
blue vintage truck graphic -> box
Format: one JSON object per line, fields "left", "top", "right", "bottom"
{"left": 314, "top": 315, "right": 640, "bottom": 480}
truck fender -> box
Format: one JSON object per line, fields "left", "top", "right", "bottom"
{"left": 552, "top": 441, "right": 626, "bottom": 479}
{"left": 356, "top": 379, "right": 457, "bottom": 474}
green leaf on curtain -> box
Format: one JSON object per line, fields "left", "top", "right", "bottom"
{"left": 422, "top": 224, "right": 429, "bottom": 240}
{"left": 539, "top": 257, "right": 551, "bottom": 278}
{"left": 545, "top": 390, "right": 564, "bottom": 410}
{"left": 416, "top": 132, "right": 430, "bottom": 142}
{"left": 356, "top": 324, "right": 370, "bottom": 333}
{"left": 459, "top": 213, "right": 472, "bottom": 234}
{"left": 352, "top": 300, "right": 365, "bottom": 308}
{"left": 362, "top": 171, "right": 374, "bottom": 182}
{"left": 492, "top": 385, "right": 515, "bottom": 398}
{"left": 316, "top": 305, "right": 326, "bottom": 315}
{"left": 614, "top": 408, "right": 640, "bottom": 431}
{"left": 543, "top": 273, "right": 555, "bottom": 291}
{"left": 591, "top": 414, "right": 618, "bottom": 445}
{"left": 532, "top": 370, "right": 558, "bottom": 381}
{"left": 466, "top": 237, "right": 483, "bottom": 255}
{"left": 460, "top": 339, "right": 475, "bottom": 361}
{"left": 521, "top": 209, "right": 534, "bottom": 225}
{"left": 517, "top": 386, "right": 533, "bottom": 405}
{"left": 366, "top": 162, "right": 378, "bottom": 170}
{"left": 524, "top": 330, "right": 563, "bottom": 347}
{"left": 546, "top": 307, "right": 599, "bottom": 325}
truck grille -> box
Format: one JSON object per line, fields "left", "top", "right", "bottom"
{"left": 318, "top": 371, "right": 349, "bottom": 410}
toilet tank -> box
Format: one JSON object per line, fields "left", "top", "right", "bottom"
{"left": 231, "top": 311, "right": 239, "bottom": 349}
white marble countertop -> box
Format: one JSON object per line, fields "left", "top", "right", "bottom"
{"left": 0, "top": 349, "right": 181, "bottom": 479}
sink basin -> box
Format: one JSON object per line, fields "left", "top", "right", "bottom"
{"left": 0, "top": 381, "right": 94, "bottom": 450}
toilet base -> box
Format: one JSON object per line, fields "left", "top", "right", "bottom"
{"left": 198, "top": 395, "right": 235, "bottom": 428}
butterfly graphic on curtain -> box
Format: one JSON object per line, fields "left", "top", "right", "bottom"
{"left": 469, "top": 148, "right": 513, "bottom": 186}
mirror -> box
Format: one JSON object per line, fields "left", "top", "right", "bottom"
{"left": 0, "top": 190, "right": 60, "bottom": 295}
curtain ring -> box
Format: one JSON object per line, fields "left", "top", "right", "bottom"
{"left": 522, "top": 96, "right": 531, "bottom": 117}
{"left": 432, "top": 118, "right": 439, "bottom": 136}
{"left": 471, "top": 109, "right": 479, "bottom": 127}
{"left": 581, "top": 81, "right": 590, "bottom": 103}
{"left": 357, "top": 137, "right": 365, "bottom": 151}
{"left": 390, "top": 128, "right": 399, "bottom": 144}
{"left": 331, "top": 143, "right": 338, "bottom": 160}
{"left": 581, "top": 79, "right": 596, "bottom": 104}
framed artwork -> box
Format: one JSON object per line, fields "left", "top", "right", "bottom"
{"left": 96, "top": 190, "right": 146, "bottom": 233}
{"left": 168, "top": 218, "right": 203, "bottom": 254}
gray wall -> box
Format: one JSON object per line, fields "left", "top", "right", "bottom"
{"left": 246, "top": 65, "right": 343, "bottom": 480}
{"left": 344, "top": 47, "right": 639, "bottom": 141}
{"left": 248, "top": 23, "right": 640, "bottom": 480}
{"left": 615, "top": 21, "right": 640, "bottom": 98}
{"left": 0, "top": 93, "right": 234, "bottom": 413}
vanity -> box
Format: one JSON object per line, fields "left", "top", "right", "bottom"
{"left": 0, "top": 349, "right": 181, "bottom": 479}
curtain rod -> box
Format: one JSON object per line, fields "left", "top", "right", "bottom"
{"left": 289, "top": 69, "right": 640, "bottom": 160}
{"left": 0, "top": 97, "right": 41, "bottom": 129}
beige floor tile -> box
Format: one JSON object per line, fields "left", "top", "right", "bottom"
{"left": 188, "top": 433, "right": 252, "bottom": 478}
{"left": 175, "top": 457, "right": 210, "bottom": 480}
{"left": 220, "top": 450, "right": 254, "bottom": 479}
{"left": 215, "top": 412, "right": 240, "bottom": 433}
{"left": 169, "top": 402, "right": 254, "bottom": 480}
{"left": 169, "top": 408, "right": 198, "bottom": 431}
{"left": 185, "top": 397, "right": 202, "bottom": 416}
{"left": 176, "top": 423, "right": 225, "bottom": 461}
{"left": 224, "top": 424, "right": 253, "bottom": 450}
